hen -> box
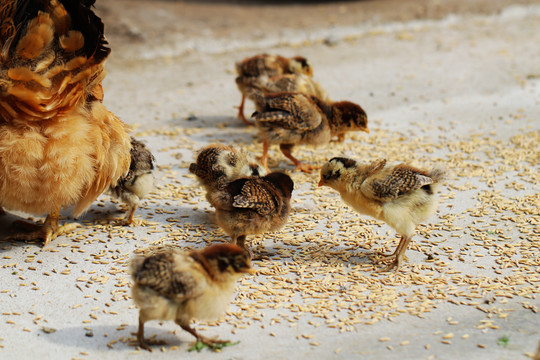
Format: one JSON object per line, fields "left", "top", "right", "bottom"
{"left": 319, "top": 157, "right": 445, "bottom": 270}
{"left": 207, "top": 172, "right": 293, "bottom": 258}
{"left": 250, "top": 91, "right": 369, "bottom": 173}
{"left": 0, "top": 0, "right": 131, "bottom": 245}
{"left": 235, "top": 53, "right": 312, "bottom": 125}
{"left": 131, "top": 243, "right": 254, "bottom": 351}
{"left": 107, "top": 137, "right": 154, "bottom": 225}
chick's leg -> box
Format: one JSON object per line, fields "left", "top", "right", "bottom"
{"left": 279, "top": 143, "right": 320, "bottom": 173}
{"left": 378, "top": 235, "right": 412, "bottom": 271}
{"left": 237, "top": 94, "right": 254, "bottom": 125}
{"left": 7, "top": 209, "right": 80, "bottom": 246}
{"left": 260, "top": 139, "right": 270, "bottom": 170}
{"left": 122, "top": 203, "right": 138, "bottom": 226}
{"left": 136, "top": 314, "right": 167, "bottom": 352}
{"left": 177, "top": 321, "right": 229, "bottom": 346}
{"left": 0, "top": 207, "right": 5, "bottom": 216}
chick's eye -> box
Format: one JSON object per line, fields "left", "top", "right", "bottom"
{"left": 217, "top": 258, "right": 229, "bottom": 272}
{"left": 323, "top": 173, "right": 331, "bottom": 180}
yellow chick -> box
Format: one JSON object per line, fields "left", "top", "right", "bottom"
{"left": 131, "top": 243, "right": 254, "bottom": 351}
{"left": 319, "top": 157, "right": 445, "bottom": 270}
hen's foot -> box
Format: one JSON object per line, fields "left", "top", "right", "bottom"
{"left": 8, "top": 220, "right": 80, "bottom": 246}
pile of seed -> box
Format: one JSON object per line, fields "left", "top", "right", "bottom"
{"left": 0, "top": 113, "right": 538, "bottom": 355}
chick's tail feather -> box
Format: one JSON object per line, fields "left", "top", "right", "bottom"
{"left": 428, "top": 166, "right": 446, "bottom": 183}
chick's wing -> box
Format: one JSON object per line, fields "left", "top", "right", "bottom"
{"left": 133, "top": 252, "right": 200, "bottom": 301}
{"left": 254, "top": 93, "right": 322, "bottom": 131}
{"left": 232, "top": 179, "right": 277, "bottom": 216}
{"left": 362, "top": 164, "right": 433, "bottom": 201}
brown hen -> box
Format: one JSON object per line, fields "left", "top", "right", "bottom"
{"left": 0, "top": 0, "right": 131, "bottom": 245}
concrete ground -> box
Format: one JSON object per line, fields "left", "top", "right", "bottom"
{"left": 1, "top": 1, "right": 539, "bottom": 359}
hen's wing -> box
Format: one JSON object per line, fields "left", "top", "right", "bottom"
{"left": 0, "top": 0, "right": 110, "bottom": 123}
{"left": 253, "top": 93, "right": 322, "bottom": 131}
{"left": 232, "top": 179, "right": 278, "bottom": 216}
{"left": 132, "top": 252, "right": 201, "bottom": 301}
{"left": 362, "top": 163, "right": 433, "bottom": 201}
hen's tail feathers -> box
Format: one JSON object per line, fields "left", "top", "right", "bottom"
{"left": 0, "top": 0, "right": 110, "bottom": 123}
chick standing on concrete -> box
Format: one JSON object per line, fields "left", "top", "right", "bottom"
{"left": 131, "top": 243, "right": 254, "bottom": 351}
{"left": 207, "top": 172, "right": 294, "bottom": 258}
{"left": 319, "top": 158, "right": 445, "bottom": 270}
{"left": 189, "top": 144, "right": 267, "bottom": 202}
{"left": 251, "top": 91, "right": 369, "bottom": 173}
{"left": 108, "top": 137, "right": 155, "bottom": 225}
{"left": 239, "top": 72, "right": 329, "bottom": 103}
{"left": 235, "top": 54, "right": 313, "bottom": 125}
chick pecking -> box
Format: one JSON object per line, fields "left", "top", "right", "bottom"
{"left": 319, "top": 157, "right": 445, "bottom": 271}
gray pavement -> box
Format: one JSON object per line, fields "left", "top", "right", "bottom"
{"left": 1, "top": 2, "right": 539, "bottom": 359}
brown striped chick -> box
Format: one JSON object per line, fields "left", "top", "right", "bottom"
{"left": 207, "top": 172, "right": 294, "bottom": 259}
{"left": 0, "top": 0, "right": 131, "bottom": 246}
{"left": 242, "top": 72, "right": 329, "bottom": 101}
{"left": 250, "top": 91, "right": 369, "bottom": 173}
{"left": 235, "top": 54, "right": 313, "bottom": 125}
{"left": 319, "top": 158, "right": 446, "bottom": 271}
{"left": 131, "top": 243, "right": 254, "bottom": 351}
{"left": 107, "top": 137, "right": 155, "bottom": 225}
{"left": 189, "top": 144, "right": 267, "bottom": 203}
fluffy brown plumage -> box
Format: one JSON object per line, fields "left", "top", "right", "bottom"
{"left": 319, "top": 157, "right": 445, "bottom": 270}
{"left": 0, "top": 0, "right": 131, "bottom": 245}
{"left": 107, "top": 137, "right": 154, "bottom": 225}
{"left": 207, "top": 172, "right": 294, "bottom": 258}
{"left": 251, "top": 91, "right": 369, "bottom": 173}
{"left": 235, "top": 53, "right": 313, "bottom": 125}
{"left": 189, "top": 143, "right": 267, "bottom": 203}
{"left": 131, "top": 243, "right": 254, "bottom": 351}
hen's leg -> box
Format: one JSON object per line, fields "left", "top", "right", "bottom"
{"left": 7, "top": 208, "right": 80, "bottom": 246}
{"left": 279, "top": 144, "right": 320, "bottom": 173}
{"left": 237, "top": 94, "right": 254, "bottom": 125}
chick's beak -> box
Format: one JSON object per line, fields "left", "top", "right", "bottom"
{"left": 363, "top": 127, "right": 370, "bottom": 133}
{"left": 318, "top": 178, "right": 324, "bottom": 187}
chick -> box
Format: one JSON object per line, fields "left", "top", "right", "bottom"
{"left": 207, "top": 172, "right": 294, "bottom": 258}
{"left": 240, "top": 72, "right": 328, "bottom": 101}
{"left": 131, "top": 243, "right": 254, "bottom": 351}
{"left": 250, "top": 91, "right": 369, "bottom": 173}
{"left": 235, "top": 54, "right": 313, "bottom": 125}
{"left": 0, "top": 0, "right": 131, "bottom": 245}
{"left": 107, "top": 137, "right": 155, "bottom": 225}
{"left": 319, "top": 158, "right": 445, "bottom": 270}
{"left": 189, "top": 144, "right": 267, "bottom": 202}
